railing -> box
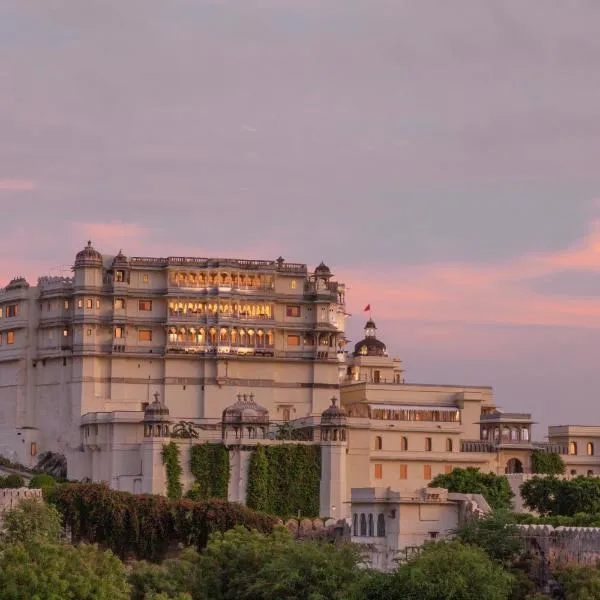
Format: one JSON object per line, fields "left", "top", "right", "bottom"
{"left": 533, "top": 442, "right": 569, "bottom": 455}
{"left": 460, "top": 440, "right": 495, "bottom": 453}
{"left": 167, "top": 312, "right": 274, "bottom": 321}
{"left": 129, "top": 256, "right": 308, "bottom": 273}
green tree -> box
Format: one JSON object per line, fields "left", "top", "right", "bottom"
{"left": 1, "top": 498, "right": 63, "bottom": 544}
{"left": 530, "top": 450, "right": 565, "bottom": 475}
{"left": 519, "top": 476, "right": 561, "bottom": 515}
{"left": 455, "top": 510, "right": 523, "bottom": 565}
{"left": 520, "top": 476, "right": 600, "bottom": 516}
{"left": 246, "top": 445, "right": 270, "bottom": 512}
{"left": 29, "top": 473, "right": 58, "bottom": 494}
{"left": 0, "top": 542, "right": 130, "bottom": 600}
{"left": 553, "top": 564, "right": 600, "bottom": 600}
{"left": 429, "top": 467, "right": 513, "bottom": 510}
{"left": 358, "top": 540, "right": 514, "bottom": 600}
{"left": 0, "top": 474, "right": 25, "bottom": 488}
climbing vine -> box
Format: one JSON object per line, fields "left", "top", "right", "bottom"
{"left": 188, "top": 443, "right": 230, "bottom": 500}
{"left": 246, "top": 444, "right": 320, "bottom": 518}
{"left": 161, "top": 441, "right": 183, "bottom": 500}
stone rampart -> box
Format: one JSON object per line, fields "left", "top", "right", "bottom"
{"left": 0, "top": 488, "right": 43, "bottom": 512}
{"left": 517, "top": 524, "right": 600, "bottom": 566}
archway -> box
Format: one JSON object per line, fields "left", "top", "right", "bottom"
{"left": 505, "top": 458, "right": 523, "bottom": 474}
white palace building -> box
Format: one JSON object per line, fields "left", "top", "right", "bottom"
{"left": 1, "top": 243, "right": 600, "bottom": 520}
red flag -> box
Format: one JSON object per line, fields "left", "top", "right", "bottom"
{"left": 364, "top": 304, "right": 371, "bottom": 311}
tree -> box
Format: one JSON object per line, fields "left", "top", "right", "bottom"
{"left": 358, "top": 540, "right": 514, "bottom": 600}
{"left": 519, "top": 476, "right": 561, "bottom": 516}
{"left": 455, "top": 510, "right": 523, "bottom": 565}
{"left": 520, "top": 476, "right": 600, "bottom": 516}
{"left": 0, "top": 542, "right": 130, "bottom": 600}
{"left": 429, "top": 467, "right": 513, "bottom": 510}
{"left": 245, "top": 445, "right": 270, "bottom": 512}
{"left": 0, "top": 474, "right": 25, "bottom": 488}
{"left": 1, "top": 498, "right": 63, "bottom": 544}
{"left": 530, "top": 450, "right": 565, "bottom": 475}
{"left": 553, "top": 564, "right": 600, "bottom": 600}
{"left": 29, "top": 473, "right": 58, "bottom": 494}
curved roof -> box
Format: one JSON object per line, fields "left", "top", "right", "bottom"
{"left": 75, "top": 241, "right": 103, "bottom": 268}
{"left": 353, "top": 320, "right": 387, "bottom": 356}
{"left": 5, "top": 276, "right": 29, "bottom": 290}
{"left": 222, "top": 393, "right": 269, "bottom": 424}
{"left": 314, "top": 261, "right": 332, "bottom": 276}
{"left": 112, "top": 249, "right": 128, "bottom": 267}
{"left": 321, "top": 397, "right": 346, "bottom": 425}
{"left": 144, "top": 393, "right": 170, "bottom": 420}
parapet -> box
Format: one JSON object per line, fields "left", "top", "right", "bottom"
{"left": 0, "top": 487, "right": 43, "bottom": 511}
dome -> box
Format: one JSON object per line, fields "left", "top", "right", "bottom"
{"left": 5, "top": 276, "right": 29, "bottom": 290}
{"left": 112, "top": 249, "right": 128, "bottom": 267}
{"left": 222, "top": 393, "right": 269, "bottom": 425}
{"left": 321, "top": 397, "right": 346, "bottom": 423}
{"left": 144, "top": 393, "right": 170, "bottom": 421}
{"left": 75, "top": 241, "right": 103, "bottom": 268}
{"left": 314, "top": 261, "right": 331, "bottom": 277}
{"left": 353, "top": 320, "right": 387, "bottom": 357}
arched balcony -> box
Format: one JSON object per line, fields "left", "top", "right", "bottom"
{"left": 169, "top": 271, "right": 275, "bottom": 291}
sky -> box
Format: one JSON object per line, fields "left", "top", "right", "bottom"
{"left": 1, "top": 1, "right": 600, "bottom": 435}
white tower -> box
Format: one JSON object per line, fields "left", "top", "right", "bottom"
{"left": 141, "top": 392, "right": 171, "bottom": 495}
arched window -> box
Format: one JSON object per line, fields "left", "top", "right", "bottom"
{"left": 446, "top": 438, "right": 453, "bottom": 452}
{"left": 568, "top": 441, "right": 578, "bottom": 455}
{"left": 360, "top": 514, "right": 367, "bottom": 536}
{"left": 570, "top": 469, "right": 577, "bottom": 476}
{"left": 353, "top": 514, "right": 358, "bottom": 536}
{"left": 494, "top": 428, "right": 500, "bottom": 441}
{"left": 521, "top": 428, "right": 529, "bottom": 441}
{"left": 587, "top": 442, "right": 594, "bottom": 456}
{"left": 374, "top": 436, "right": 382, "bottom": 450}
{"left": 401, "top": 436, "right": 408, "bottom": 451}
{"left": 510, "top": 429, "right": 518, "bottom": 441}
{"left": 377, "top": 513, "right": 386, "bottom": 537}
{"left": 588, "top": 470, "right": 594, "bottom": 477}
{"left": 502, "top": 427, "right": 510, "bottom": 441}
{"left": 425, "top": 437, "right": 432, "bottom": 452}
{"left": 368, "top": 514, "right": 374, "bottom": 537}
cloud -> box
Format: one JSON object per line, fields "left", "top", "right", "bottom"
{"left": 0, "top": 179, "right": 34, "bottom": 191}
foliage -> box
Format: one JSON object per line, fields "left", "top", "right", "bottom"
{"left": 530, "top": 450, "right": 565, "bottom": 475}
{"left": 162, "top": 441, "right": 183, "bottom": 500}
{"left": 188, "top": 443, "right": 230, "bottom": 500}
{"left": 429, "top": 467, "right": 514, "bottom": 510}
{"left": 246, "top": 444, "right": 321, "bottom": 517}
{"left": 520, "top": 476, "right": 600, "bottom": 516}
{"left": 0, "top": 541, "right": 130, "bottom": 600}
{"left": 455, "top": 510, "right": 523, "bottom": 565}
{"left": 0, "top": 473, "right": 25, "bottom": 488}
{"left": 1, "top": 498, "right": 63, "bottom": 545}
{"left": 29, "top": 473, "right": 58, "bottom": 494}
{"left": 553, "top": 564, "right": 600, "bottom": 600}
{"left": 514, "top": 511, "right": 600, "bottom": 527}
{"left": 357, "top": 540, "right": 514, "bottom": 600}
{"left": 46, "top": 483, "right": 278, "bottom": 562}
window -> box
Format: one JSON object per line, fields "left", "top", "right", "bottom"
{"left": 47, "top": 302, "right": 51, "bottom": 311}
{"left": 115, "top": 298, "right": 126, "bottom": 310}
{"left": 138, "top": 329, "right": 152, "bottom": 342}
{"left": 62, "top": 328, "right": 69, "bottom": 337}
{"left": 86, "top": 299, "right": 93, "bottom": 309}
{"left": 373, "top": 370, "right": 381, "bottom": 383}
{"left": 360, "top": 514, "right": 367, "bottom": 536}
{"left": 587, "top": 442, "right": 594, "bottom": 456}
{"left": 502, "top": 427, "right": 510, "bottom": 441}
{"left": 446, "top": 438, "right": 453, "bottom": 452}
{"left": 287, "top": 334, "right": 301, "bottom": 346}
{"left": 282, "top": 407, "right": 291, "bottom": 422}
{"left": 6, "top": 304, "right": 18, "bottom": 317}
{"left": 521, "top": 428, "right": 529, "bottom": 441}
{"left": 570, "top": 469, "right": 577, "bottom": 476}
{"left": 77, "top": 299, "right": 83, "bottom": 309}
{"left": 445, "top": 465, "right": 453, "bottom": 474}
{"left": 96, "top": 299, "right": 101, "bottom": 309}
{"left": 374, "top": 463, "right": 383, "bottom": 479}
{"left": 401, "top": 436, "right": 408, "bottom": 451}
{"left": 353, "top": 514, "right": 358, "bottom": 536}
{"left": 374, "top": 436, "right": 382, "bottom": 450}
{"left": 368, "top": 514, "right": 374, "bottom": 536}
{"left": 511, "top": 428, "right": 518, "bottom": 441}
{"left": 115, "top": 270, "right": 125, "bottom": 282}
{"left": 6, "top": 331, "right": 15, "bottom": 344}
{"left": 399, "top": 464, "right": 408, "bottom": 479}
{"left": 142, "top": 273, "right": 149, "bottom": 283}
{"left": 31, "top": 442, "right": 38, "bottom": 457}
{"left": 425, "top": 437, "right": 432, "bottom": 451}
{"left": 423, "top": 465, "right": 432, "bottom": 480}
{"left": 568, "top": 441, "right": 578, "bottom": 455}
{"left": 286, "top": 305, "right": 301, "bottom": 318}
{"left": 86, "top": 328, "right": 92, "bottom": 336}
{"left": 588, "top": 470, "right": 594, "bottom": 477}
{"left": 0, "top": 332, "right": 2, "bottom": 344}
{"left": 139, "top": 300, "right": 152, "bottom": 311}
{"left": 0, "top": 307, "right": 2, "bottom": 317}
{"left": 64, "top": 300, "right": 69, "bottom": 310}
{"left": 114, "top": 326, "right": 124, "bottom": 339}
{"left": 377, "top": 514, "right": 386, "bottom": 537}
{"left": 290, "top": 280, "right": 297, "bottom": 289}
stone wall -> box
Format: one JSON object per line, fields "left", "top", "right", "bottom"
{"left": 517, "top": 524, "right": 600, "bottom": 566}
{"left": 0, "top": 487, "right": 42, "bottom": 512}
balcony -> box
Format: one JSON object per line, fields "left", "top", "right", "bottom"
{"left": 460, "top": 440, "right": 495, "bottom": 453}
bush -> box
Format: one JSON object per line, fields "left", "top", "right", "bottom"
{"left": 29, "top": 473, "right": 57, "bottom": 493}
{"left": 0, "top": 474, "right": 25, "bottom": 488}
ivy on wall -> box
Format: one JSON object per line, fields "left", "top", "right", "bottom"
{"left": 161, "top": 441, "right": 183, "bottom": 500}
{"left": 246, "top": 444, "right": 320, "bottom": 518}
{"left": 189, "top": 443, "right": 230, "bottom": 500}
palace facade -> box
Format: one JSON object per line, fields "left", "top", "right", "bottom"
{"left": 0, "top": 243, "right": 598, "bottom": 517}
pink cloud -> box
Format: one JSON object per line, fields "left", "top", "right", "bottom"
{"left": 0, "top": 179, "right": 35, "bottom": 191}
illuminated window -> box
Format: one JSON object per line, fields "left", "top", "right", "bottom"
{"left": 424, "top": 465, "right": 432, "bottom": 480}
{"left": 86, "top": 328, "right": 92, "bottom": 336}
{"left": 287, "top": 334, "right": 301, "bottom": 346}
{"left": 290, "top": 280, "right": 297, "bottom": 289}
{"left": 114, "top": 326, "right": 124, "bottom": 339}
{"left": 138, "top": 329, "right": 152, "bottom": 342}
{"left": 374, "top": 464, "right": 383, "bottom": 479}
{"left": 96, "top": 299, "right": 101, "bottom": 309}
{"left": 30, "top": 442, "right": 38, "bottom": 457}
{"left": 373, "top": 370, "right": 381, "bottom": 383}
{"left": 62, "top": 328, "right": 69, "bottom": 337}
{"left": 86, "top": 299, "right": 93, "bottom": 309}
{"left": 142, "top": 273, "right": 149, "bottom": 283}
{"left": 77, "top": 299, "right": 83, "bottom": 309}
{"left": 399, "top": 464, "right": 408, "bottom": 479}
{"left": 374, "top": 436, "right": 382, "bottom": 450}
{"left": 64, "top": 300, "right": 69, "bottom": 310}
{"left": 445, "top": 465, "right": 453, "bottom": 474}
{"left": 115, "top": 270, "right": 125, "bottom": 282}
{"left": 6, "top": 304, "right": 18, "bottom": 317}
{"left": 568, "top": 441, "right": 578, "bottom": 455}
{"left": 7, "top": 331, "right": 15, "bottom": 344}
{"left": 139, "top": 300, "right": 152, "bottom": 311}
{"left": 425, "top": 437, "right": 432, "bottom": 451}
{"left": 286, "top": 305, "right": 301, "bottom": 318}
{"left": 587, "top": 442, "right": 594, "bottom": 456}
{"left": 115, "top": 298, "right": 126, "bottom": 309}
{"left": 0, "top": 307, "right": 3, "bottom": 317}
